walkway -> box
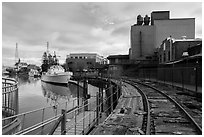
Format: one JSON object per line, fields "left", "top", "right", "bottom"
{"left": 53, "top": 110, "right": 96, "bottom": 135}
{"left": 91, "top": 81, "right": 145, "bottom": 135}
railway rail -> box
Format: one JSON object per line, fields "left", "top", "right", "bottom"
{"left": 124, "top": 78, "right": 202, "bottom": 135}
{"left": 2, "top": 77, "right": 202, "bottom": 135}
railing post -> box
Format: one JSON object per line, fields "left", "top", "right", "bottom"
{"left": 77, "top": 80, "right": 80, "bottom": 108}
{"left": 82, "top": 103, "right": 85, "bottom": 135}
{"left": 74, "top": 109, "right": 77, "bottom": 135}
{"left": 195, "top": 66, "right": 198, "bottom": 94}
{"left": 22, "top": 114, "right": 26, "bottom": 130}
{"left": 96, "top": 92, "right": 99, "bottom": 125}
{"left": 101, "top": 87, "right": 104, "bottom": 112}
{"left": 14, "top": 83, "right": 19, "bottom": 115}
{"left": 119, "top": 79, "right": 122, "bottom": 97}
{"left": 61, "top": 109, "right": 66, "bottom": 135}
{"left": 41, "top": 108, "right": 45, "bottom": 134}
{"left": 110, "top": 85, "right": 113, "bottom": 112}
{"left": 83, "top": 78, "right": 88, "bottom": 111}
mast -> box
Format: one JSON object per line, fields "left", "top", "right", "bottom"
{"left": 47, "top": 42, "right": 49, "bottom": 55}
{"left": 15, "top": 43, "right": 19, "bottom": 63}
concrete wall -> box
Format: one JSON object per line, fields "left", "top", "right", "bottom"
{"left": 130, "top": 25, "right": 155, "bottom": 60}
{"left": 151, "top": 11, "right": 170, "bottom": 25}
{"left": 154, "top": 19, "right": 195, "bottom": 48}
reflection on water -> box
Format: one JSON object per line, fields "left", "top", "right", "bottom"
{"left": 3, "top": 74, "right": 100, "bottom": 134}
{"left": 41, "top": 82, "right": 84, "bottom": 107}
{"left": 6, "top": 74, "right": 83, "bottom": 113}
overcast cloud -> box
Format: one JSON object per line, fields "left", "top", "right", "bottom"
{"left": 2, "top": 2, "right": 202, "bottom": 66}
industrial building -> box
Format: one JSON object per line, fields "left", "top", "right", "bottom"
{"left": 66, "top": 53, "right": 107, "bottom": 72}
{"left": 158, "top": 37, "right": 202, "bottom": 64}
{"left": 130, "top": 11, "right": 195, "bottom": 61}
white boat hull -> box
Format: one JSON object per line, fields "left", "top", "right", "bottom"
{"left": 41, "top": 72, "right": 72, "bottom": 84}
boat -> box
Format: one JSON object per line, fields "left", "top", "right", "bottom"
{"left": 29, "top": 69, "right": 40, "bottom": 77}
{"left": 41, "top": 65, "right": 73, "bottom": 84}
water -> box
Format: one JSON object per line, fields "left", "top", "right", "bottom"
{"left": 5, "top": 75, "right": 98, "bottom": 113}
{"left": 4, "top": 74, "right": 99, "bottom": 131}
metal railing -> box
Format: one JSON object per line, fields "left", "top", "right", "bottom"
{"left": 2, "top": 97, "right": 78, "bottom": 135}
{"left": 2, "top": 78, "right": 122, "bottom": 135}
{"left": 2, "top": 77, "right": 19, "bottom": 134}
{"left": 48, "top": 80, "right": 121, "bottom": 135}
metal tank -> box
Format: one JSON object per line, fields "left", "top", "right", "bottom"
{"left": 144, "top": 15, "right": 150, "bottom": 25}
{"left": 137, "top": 15, "right": 143, "bottom": 25}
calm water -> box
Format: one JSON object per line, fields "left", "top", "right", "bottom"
{"left": 7, "top": 75, "right": 98, "bottom": 113}
{"left": 3, "top": 75, "right": 101, "bottom": 134}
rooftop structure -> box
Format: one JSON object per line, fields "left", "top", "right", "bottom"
{"left": 130, "top": 11, "right": 195, "bottom": 61}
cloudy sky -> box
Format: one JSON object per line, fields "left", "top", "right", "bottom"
{"left": 2, "top": 2, "right": 202, "bottom": 66}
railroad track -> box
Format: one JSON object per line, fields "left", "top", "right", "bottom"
{"left": 125, "top": 78, "right": 202, "bottom": 135}
{"left": 91, "top": 79, "right": 150, "bottom": 135}
{"left": 139, "top": 79, "right": 202, "bottom": 129}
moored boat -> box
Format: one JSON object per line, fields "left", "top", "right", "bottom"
{"left": 41, "top": 65, "right": 73, "bottom": 84}
{"left": 29, "top": 69, "right": 40, "bottom": 77}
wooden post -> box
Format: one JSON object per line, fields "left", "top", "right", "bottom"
{"left": 61, "top": 109, "right": 66, "bottom": 135}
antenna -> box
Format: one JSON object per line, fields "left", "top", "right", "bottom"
{"left": 47, "top": 42, "right": 49, "bottom": 54}
{"left": 15, "top": 43, "right": 19, "bottom": 63}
